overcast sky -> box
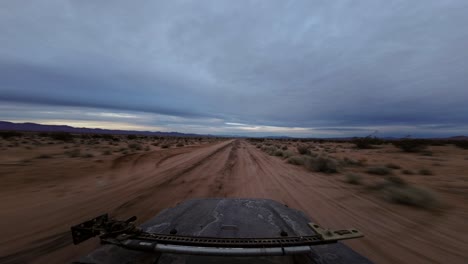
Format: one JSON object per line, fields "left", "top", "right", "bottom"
{"left": 1, "top": 0, "right": 468, "bottom": 137}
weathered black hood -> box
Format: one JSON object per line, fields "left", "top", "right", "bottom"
{"left": 74, "top": 198, "right": 372, "bottom": 264}
{"left": 141, "top": 198, "right": 314, "bottom": 238}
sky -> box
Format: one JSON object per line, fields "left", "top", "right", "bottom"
{"left": 1, "top": 0, "right": 468, "bottom": 137}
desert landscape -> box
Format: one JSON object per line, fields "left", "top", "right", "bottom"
{"left": 0, "top": 132, "right": 467, "bottom": 263}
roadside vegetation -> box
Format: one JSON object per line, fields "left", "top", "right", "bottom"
{"left": 247, "top": 136, "right": 457, "bottom": 210}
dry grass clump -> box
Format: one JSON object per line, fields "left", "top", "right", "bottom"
{"left": 297, "top": 145, "right": 310, "bottom": 155}
{"left": 368, "top": 176, "right": 439, "bottom": 209}
{"left": 342, "top": 157, "right": 365, "bottom": 167}
{"left": 287, "top": 156, "right": 305, "bottom": 165}
{"left": 383, "top": 184, "right": 438, "bottom": 209}
{"left": 366, "top": 166, "right": 392, "bottom": 175}
{"left": 128, "top": 143, "right": 142, "bottom": 150}
{"left": 304, "top": 156, "right": 339, "bottom": 173}
{"left": 401, "top": 169, "right": 414, "bottom": 175}
{"left": 161, "top": 143, "right": 171, "bottom": 149}
{"left": 345, "top": 173, "right": 362, "bottom": 185}
{"left": 65, "top": 149, "right": 81, "bottom": 158}
{"left": 386, "top": 163, "right": 401, "bottom": 169}
{"left": 419, "top": 169, "right": 433, "bottom": 175}
{"left": 176, "top": 142, "right": 184, "bottom": 147}
{"left": 261, "top": 145, "right": 278, "bottom": 156}
{"left": 281, "top": 150, "right": 294, "bottom": 159}
{"left": 273, "top": 150, "right": 283, "bottom": 157}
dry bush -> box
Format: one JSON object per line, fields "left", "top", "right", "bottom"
{"left": 102, "top": 150, "right": 111, "bottom": 155}
{"left": 304, "top": 156, "right": 339, "bottom": 173}
{"left": 262, "top": 146, "right": 278, "bottom": 155}
{"left": 50, "top": 132, "right": 74, "bottom": 142}
{"left": 0, "top": 131, "right": 23, "bottom": 139}
{"left": 392, "top": 139, "right": 427, "bottom": 153}
{"left": 386, "top": 163, "right": 401, "bottom": 169}
{"left": 161, "top": 143, "right": 171, "bottom": 149}
{"left": 281, "top": 145, "right": 288, "bottom": 150}
{"left": 37, "top": 154, "right": 52, "bottom": 159}
{"left": 385, "top": 175, "right": 406, "bottom": 186}
{"left": 453, "top": 140, "right": 468, "bottom": 149}
{"left": 128, "top": 143, "right": 142, "bottom": 150}
{"left": 342, "top": 157, "right": 365, "bottom": 166}
{"left": 83, "top": 153, "right": 94, "bottom": 158}
{"left": 65, "top": 149, "right": 81, "bottom": 158}
{"left": 419, "top": 169, "right": 433, "bottom": 175}
{"left": 281, "top": 150, "right": 294, "bottom": 159}
{"left": 366, "top": 166, "right": 392, "bottom": 175}
{"left": 176, "top": 142, "right": 184, "bottom": 147}
{"left": 287, "top": 156, "right": 305, "bottom": 165}
{"left": 352, "top": 136, "right": 383, "bottom": 149}
{"left": 127, "top": 134, "right": 138, "bottom": 140}
{"left": 297, "top": 145, "right": 309, "bottom": 155}
{"left": 402, "top": 169, "right": 414, "bottom": 175}
{"left": 274, "top": 150, "right": 283, "bottom": 156}
{"left": 382, "top": 185, "right": 438, "bottom": 209}
{"left": 345, "top": 173, "right": 362, "bottom": 185}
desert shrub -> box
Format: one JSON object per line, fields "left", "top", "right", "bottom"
{"left": 66, "top": 149, "right": 81, "bottom": 158}
{"left": 83, "top": 153, "right": 94, "bottom": 158}
{"left": 385, "top": 175, "right": 406, "bottom": 186}
{"left": 281, "top": 150, "right": 294, "bottom": 159}
{"left": 342, "top": 157, "right": 365, "bottom": 167}
{"left": 102, "top": 150, "right": 111, "bottom": 155}
{"left": 281, "top": 145, "right": 288, "bottom": 150}
{"left": 382, "top": 185, "right": 438, "bottom": 209}
{"left": 366, "top": 166, "right": 392, "bottom": 175}
{"left": 345, "top": 173, "right": 362, "bottom": 185}
{"left": 0, "top": 131, "right": 22, "bottom": 139}
{"left": 274, "top": 150, "right": 283, "bottom": 156}
{"left": 262, "top": 146, "right": 278, "bottom": 155}
{"left": 37, "top": 154, "right": 52, "bottom": 159}
{"left": 127, "top": 134, "right": 138, "bottom": 140}
{"left": 152, "top": 142, "right": 160, "bottom": 146}
{"left": 419, "top": 169, "right": 433, "bottom": 175}
{"left": 128, "top": 143, "right": 142, "bottom": 150}
{"left": 144, "top": 146, "right": 150, "bottom": 151}
{"left": 161, "top": 143, "right": 170, "bottom": 149}
{"left": 420, "top": 151, "right": 433, "bottom": 156}
{"left": 402, "top": 169, "right": 414, "bottom": 175}
{"left": 304, "top": 156, "right": 339, "bottom": 173}
{"left": 176, "top": 142, "right": 184, "bottom": 147}
{"left": 50, "top": 132, "right": 74, "bottom": 141}
{"left": 453, "top": 140, "right": 468, "bottom": 149}
{"left": 352, "top": 136, "right": 383, "bottom": 149}
{"left": 297, "top": 145, "right": 309, "bottom": 155}
{"left": 392, "top": 139, "right": 427, "bottom": 153}
{"left": 287, "top": 156, "right": 305, "bottom": 165}
{"left": 386, "top": 163, "right": 401, "bottom": 169}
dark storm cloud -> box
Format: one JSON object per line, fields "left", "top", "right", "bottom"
{"left": 1, "top": 0, "right": 468, "bottom": 136}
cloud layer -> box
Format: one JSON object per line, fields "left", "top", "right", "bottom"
{"left": 1, "top": 1, "right": 468, "bottom": 136}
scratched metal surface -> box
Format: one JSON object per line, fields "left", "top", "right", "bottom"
{"left": 74, "top": 198, "right": 372, "bottom": 264}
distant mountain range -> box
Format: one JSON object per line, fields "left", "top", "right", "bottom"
{"left": 0, "top": 121, "right": 213, "bottom": 137}
{"left": 1, "top": 121, "right": 466, "bottom": 140}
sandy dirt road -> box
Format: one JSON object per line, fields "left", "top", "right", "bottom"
{"left": 1, "top": 139, "right": 467, "bottom": 263}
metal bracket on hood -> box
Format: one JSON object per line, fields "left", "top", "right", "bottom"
{"left": 308, "top": 222, "right": 363, "bottom": 241}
